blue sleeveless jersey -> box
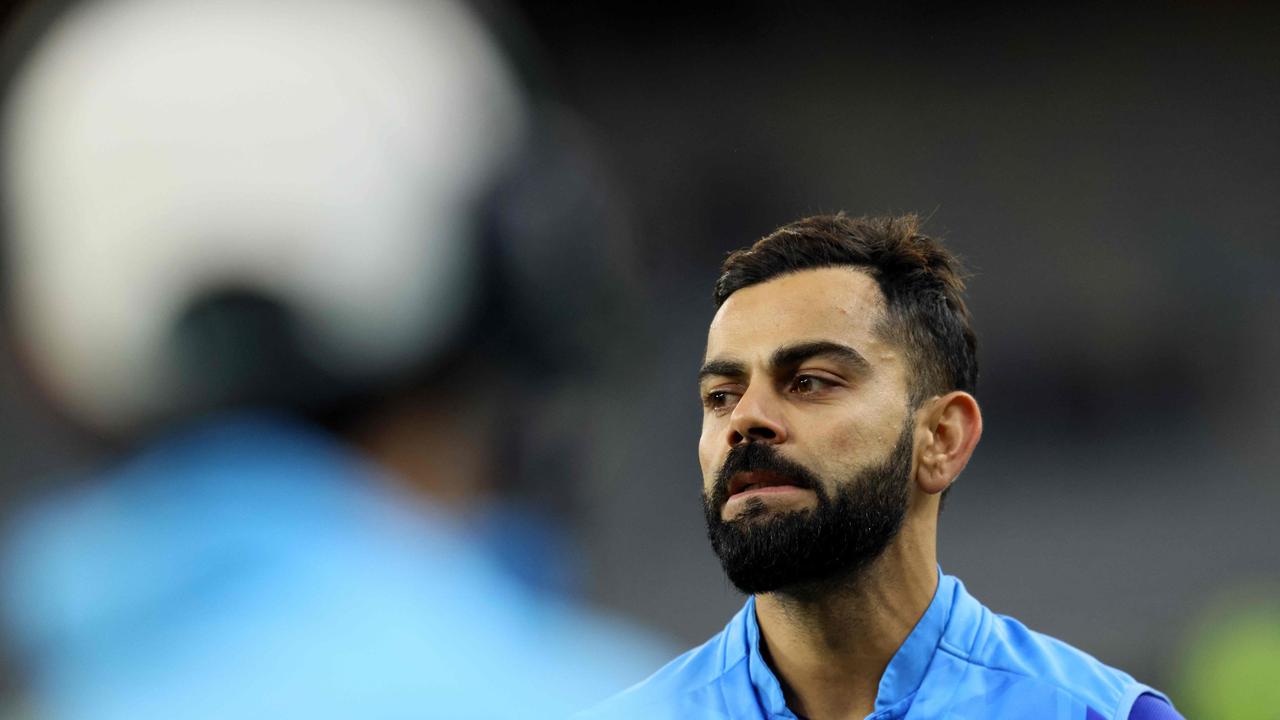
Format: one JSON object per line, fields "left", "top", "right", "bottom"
{"left": 582, "top": 572, "right": 1177, "bottom": 719}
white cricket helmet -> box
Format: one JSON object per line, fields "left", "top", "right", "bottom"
{"left": 2, "top": 0, "right": 531, "bottom": 434}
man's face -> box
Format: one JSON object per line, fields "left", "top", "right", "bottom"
{"left": 698, "top": 267, "right": 917, "bottom": 593}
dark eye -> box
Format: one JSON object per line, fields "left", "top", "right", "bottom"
{"left": 703, "top": 389, "right": 739, "bottom": 411}
{"left": 790, "top": 375, "right": 831, "bottom": 395}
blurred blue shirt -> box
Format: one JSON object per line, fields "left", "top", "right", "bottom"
{"left": 1, "top": 413, "right": 670, "bottom": 719}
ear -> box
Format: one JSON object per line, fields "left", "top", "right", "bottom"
{"left": 914, "top": 391, "right": 982, "bottom": 495}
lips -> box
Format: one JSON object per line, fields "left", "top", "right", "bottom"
{"left": 727, "top": 470, "right": 806, "bottom": 497}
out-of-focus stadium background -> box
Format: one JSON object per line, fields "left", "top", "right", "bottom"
{"left": 1, "top": 1, "right": 1277, "bottom": 715}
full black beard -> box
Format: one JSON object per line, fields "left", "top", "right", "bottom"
{"left": 702, "top": 422, "right": 913, "bottom": 596}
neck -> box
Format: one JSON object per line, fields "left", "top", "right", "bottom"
{"left": 753, "top": 515, "right": 938, "bottom": 720}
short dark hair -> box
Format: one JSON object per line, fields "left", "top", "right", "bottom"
{"left": 714, "top": 213, "right": 978, "bottom": 407}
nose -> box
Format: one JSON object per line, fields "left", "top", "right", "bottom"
{"left": 727, "top": 384, "right": 788, "bottom": 446}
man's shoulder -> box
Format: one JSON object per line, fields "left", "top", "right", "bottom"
{"left": 971, "top": 608, "right": 1140, "bottom": 695}
{"left": 577, "top": 625, "right": 743, "bottom": 719}
{"left": 943, "top": 588, "right": 1176, "bottom": 719}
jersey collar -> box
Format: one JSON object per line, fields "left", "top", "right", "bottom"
{"left": 734, "top": 569, "right": 961, "bottom": 718}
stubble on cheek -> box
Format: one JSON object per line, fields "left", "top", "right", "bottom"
{"left": 698, "top": 437, "right": 721, "bottom": 501}
{"left": 699, "top": 455, "right": 715, "bottom": 495}
{"left": 824, "top": 408, "right": 902, "bottom": 474}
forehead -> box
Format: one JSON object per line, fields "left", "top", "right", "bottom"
{"left": 706, "top": 267, "right": 887, "bottom": 358}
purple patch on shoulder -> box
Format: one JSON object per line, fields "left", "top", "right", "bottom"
{"left": 1127, "top": 693, "right": 1186, "bottom": 720}
{"left": 1086, "top": 708, "right": 1107, "bottom": 720}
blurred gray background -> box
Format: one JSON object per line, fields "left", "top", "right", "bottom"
{"left": 2, "top": 0, "right": 1278, "bottom": 710}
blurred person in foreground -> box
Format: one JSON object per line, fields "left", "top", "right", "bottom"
{"left": 0, "top": 0, "right": 671, "bottom": 717}
{"left": 584, "top": 215, "right": 1182, "bottom": 720}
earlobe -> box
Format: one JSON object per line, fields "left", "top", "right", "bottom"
{"left": 915, "top": 391, "right": 982, "bottom": 495}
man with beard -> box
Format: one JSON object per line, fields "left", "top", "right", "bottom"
{"left": 583, "top": 214, "right": 1182, "bottom": 719}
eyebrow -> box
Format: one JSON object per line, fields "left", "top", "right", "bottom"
{"left": 697, "top": 358, "right": 747, "bottom": 384}
{"left": 770, "top": 341, "right": 870, "bottom": 375}
{"left": 697, "top": 340, "right": 870, "bottom": 384}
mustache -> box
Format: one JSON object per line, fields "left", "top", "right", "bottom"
{"left": 709, "top": 442, "right": 821, "bottom": 508}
